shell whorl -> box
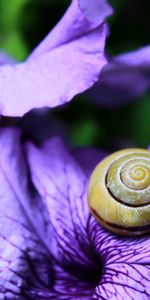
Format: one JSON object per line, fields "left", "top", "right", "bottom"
{"left": 88, "top": 148, "right": 150, "bottom": 236}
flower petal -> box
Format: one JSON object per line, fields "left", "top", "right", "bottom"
{"left": 47, "top": 265, "right": 94, "bottom": 299}
{"left": 29, "top": 0, "right": 113, "bottom": 58}
{"left": 89, "top": 217, "right": 150, "bottom": 299}
{"left": 26, "top": 138, "right": 150, "bottom": 298}
{"left": 78, "top": 0, "right": 113, "bottom": 25}
{"left": 26, "top": 137, "right": 92, "bottom": 266}
{"left": 73, "top": 147, "right": 107, "bottom": 177}
{"left": 0, "top": 0, "right": 112, "bottom": 117}
{"left": 89, "top": 46, "right": 150, "bottom": 107}
{"left": 27, "top": 139, "right": 118, "bottom": 297}
{"left": 0, "top": 128, "right": 54, "bottom": 298}
{"left": 20, "top": 108, "right": 66, "bottom": 145}
{"left": 26, "top": 138, "right": 105, "bottom": 296}
{"left": 94, "top": 264, "right": 150, "bottom": 300}
{"left": 0, "top": 51, "right": 15, "bottom": 65}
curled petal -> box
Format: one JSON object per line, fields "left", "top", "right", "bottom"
{"left": 78, "top": 0, "right": 113, "bottom": 25}
{"left": 0, "top": 0, "right": 112, "bottom": 116}
{"left": 89, "top": 46, "right": 150, "bottom": 106}
{"left": 29, "top": 0, "right": 113, "bottom": 58}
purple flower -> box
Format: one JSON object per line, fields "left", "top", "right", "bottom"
{"left": 0, "top": 128, "right": 149, "bottom": 299}
{"left": 0, "top": 1, "right": 150, "bottom": 299}
{"left": 0, "top": 0, "right": 112, "bottom": 116}
{"left": 0, "top": 51, "right": 15, "bottom": 65}
{"left": 88, "top": 46, "right": 150, "bottom": 107}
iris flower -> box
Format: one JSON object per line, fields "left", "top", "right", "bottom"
{"left": 0, "top": 0, "right": 111, "bottom": 116}
{"left": 0, "top": 0, "right": 150, "bottom": 299}
{"left": 89, "top": 45, "right": 150, "bottom": 107}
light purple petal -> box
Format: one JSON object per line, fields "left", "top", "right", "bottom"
{"left": 78, "top": 0, "right": 113, "bottom": 25}
{"left": 29, "top": 0, "right": 113, "bottom": 59}
{"left": 88, "top": 217, "right": 150, "bottom": 299}
{"left": 89, "top": 46, "right": 150, "bottom": 107}
{"left": 0, "top": 51, "right": 15, "bottom": 65}
{"left": 0, "top": 128, "right": 54, "bottom": 298}
{"left": 26, "top": 137, "right": 150, "bottom": 298}
{"left": 0, "top": 0, "right": 112, "bottom": 116}
{"left": 26, "top": 137, "right": 103, "bottom": 297}
{"left": 26, "top": 138, "right": 92, "bottom": 266}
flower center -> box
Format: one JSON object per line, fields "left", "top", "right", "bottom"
{"left": 63, "top": 248, "right": 103, "bottom": 291}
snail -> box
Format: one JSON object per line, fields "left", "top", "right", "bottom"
{"left": 88, "top": 148, "right": 150, "bottom": 236}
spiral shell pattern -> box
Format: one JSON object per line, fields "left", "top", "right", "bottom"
{"left": 88, "top": 148, "right": 150, "bottom": 236}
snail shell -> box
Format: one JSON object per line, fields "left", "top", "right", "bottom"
{"left": 88, "top": 148, "right": 150, "bottom": 236}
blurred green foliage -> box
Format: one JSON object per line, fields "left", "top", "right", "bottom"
{"left": 0, "top": 0, "right": 150, "bottom": 150}
{"left": 0, "top": 0, "right": 28, "bottom": 59}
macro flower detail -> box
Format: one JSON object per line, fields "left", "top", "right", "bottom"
{"left": 0, "top": 129, "right": 53, "bottom": 298}
{"left": 0, "top": 0, "right": 150, "bottom": 299}
{"left": 1, "top": 128, "right": 150, "bottom": 299}
{"left": 0, "top": 0, "right": 112, "bottom": 117}
{"left": 88, "top": 46, "right": 150, "bottom": 107}
{"left": 0, "top": 51, "right": 15, "bottom": 65}
{"left": 27, "top": 139, "right": 150, "bottom": 300}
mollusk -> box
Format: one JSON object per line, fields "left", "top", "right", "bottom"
{"left": 88, "top": 148, "right": 150, "bottom": 236}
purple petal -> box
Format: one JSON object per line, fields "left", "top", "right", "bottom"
{"left": 0, "top": 51, "right": 15, "bottom": 65}
{"left": 95, "top": 264, "right": 150, "bottom": 299}
{"left": 20, "top": 108, "right": 66, "bottom": 145}
{"left": 78, "top": 0, "right": 113, "bottom": 25}
{"left": 26, "top": 138, "right": 103, "bottom": 297}
{"left": 0, "top": 128, "right": 54, "bottom": 298}
{"left": 88, "top": 218, "right": 150, "bottom": 299}
{"left": 47, "top": 265, "right": 94, "bottom": 299}
{"left": 29, "top": 0, "right": 113, "bottom": 58}
{"left": 73, "top": 147, "right": 107, "bottom": 177}
{"left": 26, "top": 138, "right": 150, "bottom": 298}
{"left": 0, "top": 0, "right": 112, "bottom": 117}
{"left": 89, "top": 46, "right": 150, "bottom": 107}
{"left": 26, "top": 138, "right": 91, "bottom": 266}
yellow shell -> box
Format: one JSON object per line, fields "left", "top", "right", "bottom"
{"left": 88, "top": 148, "right": 150, "bottom": 236}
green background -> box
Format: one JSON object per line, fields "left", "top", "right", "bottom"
{"left": 0, "top": 0, "right": 150, "bottom": 151}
